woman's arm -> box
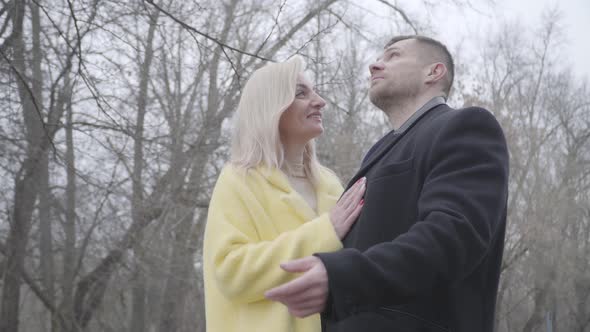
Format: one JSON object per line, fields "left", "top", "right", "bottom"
{"left": 204, "top": 167, "right": 344, "bottom": 304}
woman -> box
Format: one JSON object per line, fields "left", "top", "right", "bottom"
{"left": 203, "top": 56, "right": 365, "bottom": 332}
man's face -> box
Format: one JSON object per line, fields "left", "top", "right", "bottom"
{"left": 368, "top": 39, "right": 426, "bottom": 109}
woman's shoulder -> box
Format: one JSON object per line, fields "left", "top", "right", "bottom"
{"left": 216, "top": 163, "right": 273, "bottom": 188}
{"left": 216, "top": 163, "right": 238, "bottom": 182}
{"left": 213, "top": 163, "right": 251, "bottom": 191}
{"left": 211, "top": 164, "right": 260, "bottom": 204}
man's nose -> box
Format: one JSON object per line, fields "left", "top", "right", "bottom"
{"left": 369, "top": 61, "right": 384, "bottom": 74}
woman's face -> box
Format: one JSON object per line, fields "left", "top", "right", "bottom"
{"left": 279, "top": 74, "right": 326, "bottom": 145}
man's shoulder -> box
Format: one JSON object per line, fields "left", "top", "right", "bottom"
{"left": 412, "top": 105, "right": 505, "bottom": 151}
{"left": 451, "top": 105, "right": 498, "bottom": 120}
{"left": 428, "top": 106, "right": 507, "bottom": 152}
{"left": 426, "top": 105, "right": 501, "bottom": 130}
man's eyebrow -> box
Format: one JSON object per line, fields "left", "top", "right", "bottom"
{"left": 384, "top": 46, "right": 402, "bottom": 55}
{"left": 385, "top": 45, "right": 402, "bottom": 52}
{"left": 376, "top": 46, "right": 402, "bottom": 61}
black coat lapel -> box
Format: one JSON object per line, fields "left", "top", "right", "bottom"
{"left": 345, "top": 132, "right": 406, "bottom": 188}
{"left": 346, "top": 104, "right": 446, "bottom": 189}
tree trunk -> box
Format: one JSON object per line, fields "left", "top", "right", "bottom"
{"left": 61, "top": 74, "right": 76, "bottom": 331}
{"left": 522, "top": 281, "right": 551, "bottom": 332}
{"left": 157, "top": 181, "right": 204, "bottom": 331}
{"left": 30, "top": 1, "right": 56, "bottom": 331}
{"left": 130, "top": 268, "right": 147, "bottom": 332}
{"left": 0, "top": 2, "right": 41, "bottom": 331}
{"left": 129, "top": 9, "right": 158, "bottom": 332}
{"left": 156, "top": 0, "right": 237, "bottom": 327}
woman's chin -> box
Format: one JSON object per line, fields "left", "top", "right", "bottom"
{"left": 310, "top": 127, "right": 324, "bottom": 139}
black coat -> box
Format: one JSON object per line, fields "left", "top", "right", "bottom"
{"left": 316, "top": 104, "right": 510, "bottom": 332}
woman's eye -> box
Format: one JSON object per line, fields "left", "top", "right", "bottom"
{"left": 296, "top": 91, "right": 305, "bottom": 97}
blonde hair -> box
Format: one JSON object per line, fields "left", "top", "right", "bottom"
{"left": 231, "top": 55, "right": 324, "bottom": 183}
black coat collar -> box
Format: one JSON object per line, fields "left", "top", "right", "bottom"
{"left": 347, "top": 100, "right": 447, "bottom": 188}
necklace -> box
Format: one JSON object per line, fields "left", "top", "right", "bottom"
{"left": 283, "top": 162, "right": 307, "bottom": 178}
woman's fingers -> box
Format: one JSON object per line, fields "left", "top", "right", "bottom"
{"left": 337, "top": 180, "right": 358, "bottom": 205}
{"left": 339, "top": 178, "right": 365, "bottom": 207}
{"left": 330, "top": 177, "right": 366, "bottom": 239}
{"left": 349, "top": 199, "right": 364, "bottom": 222}
{"left": 343, "top": 179, "right": 366, "bottom": 213}
{"left": 342, "top": 199, "right": 364, "bottom": 235}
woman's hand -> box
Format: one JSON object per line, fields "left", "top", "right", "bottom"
{"left": 329, "top": 178, "right": 366, "bottom": 239}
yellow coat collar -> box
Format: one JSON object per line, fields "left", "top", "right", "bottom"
{"left": 254, "top": 166, "right": 339, "bottom": 221}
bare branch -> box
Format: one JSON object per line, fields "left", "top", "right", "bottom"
{"left": 65, "top": 0, "right": 83, "bottom": 65}
{"left": 374, "top": 0, "right": 419, "bottom": 34}
{"left": 252, "top": 0, "right": 287, "bottom": 55}
{"left": 143, "top": 0, "right": 272, "bottom": 61}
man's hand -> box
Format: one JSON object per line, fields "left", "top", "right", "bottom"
{"left": 265, "top": 256, "right": 329, "bottom": 318}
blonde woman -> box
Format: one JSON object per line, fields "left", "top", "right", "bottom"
{"left": 203, "top": 56, "right": 366, "bottom": 332}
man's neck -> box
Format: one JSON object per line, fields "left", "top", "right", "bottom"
{"left": 384, "top": 93, "right": 441, "bottom": 130}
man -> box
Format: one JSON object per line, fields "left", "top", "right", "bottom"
{"left": 265, "top": 35, "right": 509, "bottom": 332}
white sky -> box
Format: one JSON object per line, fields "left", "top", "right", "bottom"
{"left": 362, "top": 0, "right": 590, "bottom": 81}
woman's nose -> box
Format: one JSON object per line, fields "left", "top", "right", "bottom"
{"left": 313, "top": 95, "right": 326, "bottom": 109}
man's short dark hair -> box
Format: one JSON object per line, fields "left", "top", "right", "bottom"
{"left": 386, "top": 35, "right": 455, "bottom": 97}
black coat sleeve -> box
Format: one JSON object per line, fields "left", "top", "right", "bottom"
{"left": 316, "top": 107, "right": 509, "bottom": 308}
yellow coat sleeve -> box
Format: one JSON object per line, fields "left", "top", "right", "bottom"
{"left": 205, "top": 167, "right": 343, "bottom": 304}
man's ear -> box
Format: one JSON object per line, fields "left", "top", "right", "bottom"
{"left": 425, "top": 63, "right": 447, "bottom": 85}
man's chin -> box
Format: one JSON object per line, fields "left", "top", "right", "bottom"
{"left": 369, "top": 92, "right": 390, "bottom": 111}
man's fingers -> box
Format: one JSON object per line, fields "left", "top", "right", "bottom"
{"left": 279, "top": 256, "right": 315, "bottom": 273}
{"left": 265, "top": 281, "right": 295, "bottom": 299}
{"left": 289, "top": 305, "right": 323, "bottom": 318}
{"left": 285, "top": 289, "right": 327, "bottom": 307}
{"left": 287, "top": 297, "right": 327, "bottom": 318}
{"left": 265, "top": 274, "right": 310, "bottom": 300}
{"left": 293, "top": 300, "right": 326, "bottom": 313}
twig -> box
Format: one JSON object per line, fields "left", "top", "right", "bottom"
{"left": 252, "top": 0, "right": 287, "bottom": 55}
{"left": 375, "top": 0, "right": 419, "bottom": 34}
{"left": 66, "top": 0, "right": 82, "bottom": 64}
{"left": 143, "top": 0, "right": 272, "bottom": 61}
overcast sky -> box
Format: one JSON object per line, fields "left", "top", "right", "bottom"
{"left": 503, "top": 0, "right": 588, "bottom": 76}
{"left": 363, "top": 0, "right": 590, "bottom": 81}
